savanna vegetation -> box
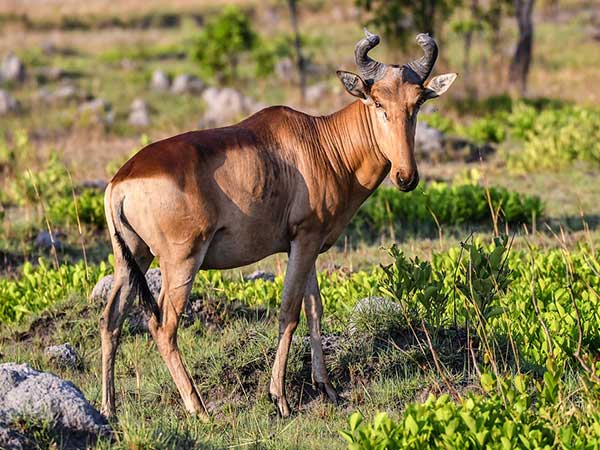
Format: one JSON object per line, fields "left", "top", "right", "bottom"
{"left": 1, "top": 0, "right": 599, "bottom": 449}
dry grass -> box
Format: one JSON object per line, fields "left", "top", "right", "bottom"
{"left": 0, "top": 0, "right": 258, "bottom": 20}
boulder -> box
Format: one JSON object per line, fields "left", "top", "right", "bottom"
{"left": 199, "top": 87, "right": 264, "bottom": 128}
{"left": 0, "top": 363, "right": 110, "bottom": 449}
{"left": 77, "top": 98, "right": 113, "bottom": 127}
{"left": 91, "top": 268, "right": 162, "bottom": 304}
{"left": 37, "top": 66, "right": 65, "bottom": 83}
{"left": 243, "top": 270, "right": 276, "bottom": 283}
{"left": 0, "top": 89, "right": 18, "bottom": 114}
{"left": 171, "top": 74, "right": 204, "bottom": 94}
{"left": 0, "top": 418, "right": 33, "bottom": 450}
{"left": 1, "top": 53, "right": 26, "bottom": 83}
{"left": 92, "top": 268, "right": 162, "bottom": 334}
{"left": 78, "top": 98, "right": 108, "bottom": 114}
{"left": 128, "top": 98, "right": 151, "bottom": 127}
{"left": 415, "top": 120, "right": 445, "bottom": 158}
{"left": 150, "top": 70, "right": 170, "bottom": 91}
{"left": 33, "top": 231, "right": 63, "bottom": 251}
{"left": 37, "top": 84, "right": 79, "bottom": 104}
{"left": 79, "top": 179, "right": 108, "bottom": 191}
{"left": 45, "top": 343, "right": 80, "bottom": 369}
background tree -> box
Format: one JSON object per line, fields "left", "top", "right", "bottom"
{"left": 509, "top": 0, "right": 536, "bottom": 95}
{"left": 355, "top": 0, "right": 460, "bottom": 46}
{"left": 191, "top": 5, "right": 257, "bottom": 83}
{"left": 286, "top": 0, "right": 307, "bottom": 103}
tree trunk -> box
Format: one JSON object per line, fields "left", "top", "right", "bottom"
{"left": 463, "top": 0, "right": 479, "bottom": 95}
{"left": 287, "top": 0, "right": 306, "bottom": 104}
{"left": 509, "top": 0, "right": 535, "bottom": 96}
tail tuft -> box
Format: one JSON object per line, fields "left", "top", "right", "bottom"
{"left": 113, "top": 230, "right": 161, "bottom": 321}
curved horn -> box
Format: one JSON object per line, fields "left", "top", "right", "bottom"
{"left": 354, "top": 28, "right": 387, "bottom": 81}
{"left": 405, "top": 33, "right": 438, "bottom": 82}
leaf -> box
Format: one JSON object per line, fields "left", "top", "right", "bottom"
{"left": 349, "top": 412, "right": 363, "bottom": 431}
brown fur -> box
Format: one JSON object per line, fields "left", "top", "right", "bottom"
{"left": 100, "top": 55, "right": 456, "bottom": 419}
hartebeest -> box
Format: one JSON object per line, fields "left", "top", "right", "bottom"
{"left": 100, "top": 29, "right": 456, "bottom": 418}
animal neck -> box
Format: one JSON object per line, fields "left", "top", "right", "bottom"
{"left": 315, "top": 101, "right": 390, "bottom": 193}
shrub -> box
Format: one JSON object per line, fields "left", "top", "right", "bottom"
{"left": 420, "top": 112, "right": 455, "bottom": 134}
{"left": 47, "top": 188, "right": 105, "bottom": 229}
{"left": 190, "top": 6, "right": 257, "bottom": 82}
{"left": 505, "top": 105, "right": 600, "bottom": 172}
{"left": 459, "top": 116, "right": 506, "bottom": 144}
{"left": 8, "top": 152, "right": 71, "bottom": 207}
{"left": 0, "top": 258, "right": 109, "bottom": 323}
{"left": 349, "top": 183, "right": 543, "bottom": 238}
{"left": 341, "top": 372, "right": 600, "bottom": 449}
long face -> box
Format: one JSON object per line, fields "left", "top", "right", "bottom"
{"left": 338, "top": 31, "right": 457, "bottom": 192}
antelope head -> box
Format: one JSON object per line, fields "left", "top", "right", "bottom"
{"left": 337, "top": 29, "right": 457, "bottom": 192}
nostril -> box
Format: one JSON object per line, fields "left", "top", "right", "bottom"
{"left": 397, "top": 172, "right": 405, "bottom": 186}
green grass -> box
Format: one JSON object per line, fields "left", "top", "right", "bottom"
{"left": 2, "top": 235, "right": 600, "bottom": 448}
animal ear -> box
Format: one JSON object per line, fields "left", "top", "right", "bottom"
{"left": 422, "top": 73, "right": 458, "bottom": 100}
{"left": 336, "top": 70, "right": 371, "bottom": 100}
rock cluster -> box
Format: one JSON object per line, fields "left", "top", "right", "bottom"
{"left": 45, "top": 343, "right": 81, "bottom": 369}
{"left": 0, "top": 90, "right": 18, "bottom": 115}
{"left": 128, "top": 98, "right": 151, "bottom": 127}
{"left": 199, "top": 87, "right": 264, "bottom": 128}
{"left": 91, "top": 267, "right": 163, "bottom": 304}
{"left": 243, "top": 270, "right": 276, "bottom": 283}
{"left": 171, "top": 74, "right": 204, "bottom": 94}
{"left": 0, "top": 363, "right": 109, "bottom": 449}
{"left": 150, "top": 70, "right": 170, "bottom": 91}
{"left": 0, "top": 53, "right": 26, "bottom": 83}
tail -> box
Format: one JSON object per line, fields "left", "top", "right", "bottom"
{"left": 111, "top": 197, "right": 161, "bottom": 322}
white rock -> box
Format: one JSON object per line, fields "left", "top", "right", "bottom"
{"left": 33, "top": 231, "right": 62, "bottom": 251}
{"left": 1, "top": 53, "right": 25, "bottom": 83}
{"left": 200, "top": 87, "right": 264, "bottom": 128}
{"left": 243, "top": 270, "right": 275, "bottom": 282}
{"left": 415, "top": 121, "right": 445, "bottom": 157}
{"left": 128, "top": 98, "right": 150, "bottom": 127}
{"left": 78, "top": 98, "right": 108, "bottom": 113}
{"left": 0, "top": 90, "right": 18, "bottom": 114}
{"left": 45, "top": 343, "right": 80, "bottom": 369}
{"left": 151, "top": 70, "right": 170, "bottom": 91}
{"left": 171, "top": 74, "right": 204, "bottom": 94}
{"left": 0, "top": 363, "right": 109, "bottom": 447}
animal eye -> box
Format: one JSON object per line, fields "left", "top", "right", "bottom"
{"left": 374, "top": 101, "right": 382, "bottom": 108}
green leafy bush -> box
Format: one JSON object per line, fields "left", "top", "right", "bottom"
{"left": 420, "top": 112, "right": 456, "bottom": 134}
{"left": 341, "top": 372, "right": 600, "bottom": 449}
{"left": 505, "top": 105, "right": 600, "bottom": 172}
{"left": 47, "top": 188, "right": 105, "bottom": 229}
{"left": 0, "top": 258, "right": 109, "bottom": 323}
{"left": 190, "top": 6, "right": 257, "bottom": 82}
{"left": 459, "top": 116, "right": 506, "bottom": 144}
{"left": 350, "top": 183, "right": 543, "bottom": 237}
{"left": 8, "top": 152, "right": 71, "bottom": 207}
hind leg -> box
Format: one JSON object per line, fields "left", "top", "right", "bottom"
{"left": 303, "top": 265, "right": 338, "bottom": 403}
{"left": 146, "top": 248, "right": 208, "bottom": 419}
{"left": 100, "top": 230, "right": 153, "bottom": 417}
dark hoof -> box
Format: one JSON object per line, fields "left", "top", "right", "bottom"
{"left": 315, "top": 381, "right": 339, "bottom": 405}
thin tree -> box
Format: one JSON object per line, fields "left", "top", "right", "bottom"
{"left": 509, "top": 0, "right": 535, "bottom": 95}
{"left": 287, "top": 0, "right": 307, "bottom": 103}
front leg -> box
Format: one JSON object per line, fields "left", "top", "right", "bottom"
{"left": 269, "top": 235, "right": 321, "bottom": 417}
{"left": 303, "top": 265, "right": 338, "bottom": 404}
